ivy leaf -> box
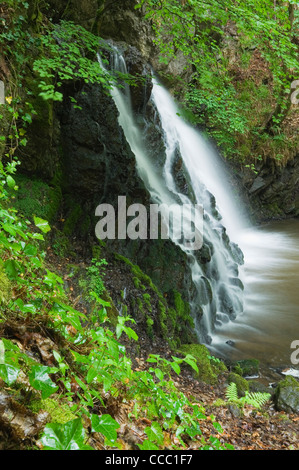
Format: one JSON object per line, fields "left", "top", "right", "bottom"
{"left": 213, "top": 421, "right": 223, "bottom": 433}
{"left": 33, "top": 216, "right": 51, "bottom": 234}
{"left": 29, "top": 365, "right": 58, "bottom": 399}
{"left": 91, "top": 414, "right": 119, "bottom": 444}
{"left": 41, "top": 419, "right": 93, "bottom": 450}
{"left": 138, "top": 439, "right": 159, "bottom": 450}
{"left": 145, "top": 422, "right": 164, "bottom": 446}
{"left": 0, "top": 364, "right": 20, "bottom": 385}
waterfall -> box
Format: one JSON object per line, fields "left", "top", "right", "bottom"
{"left": 98, "top": 46, "right": 245, "bottom": 345}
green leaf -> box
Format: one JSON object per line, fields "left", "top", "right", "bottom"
{"left": 24, "top": 243, "right": 38, "bottom": 256}
{"left": 0, "top": 364, "right": 20, "bottom": 385}
{"left": 41, "top": 419, "right": 92, "bottom": 450}
{"left": 33, "top": 216, "right": 51, "bottom": 233}
{"left": 183, "top": 354, "right": 199, "bottom": 373}
{"left": 29, "top": 365, "right": 58, "bottom": 399}
{"left": 154, "top": 368, "right": 164, "bottom": 381}
{"left": 145, "top": 422, "right": 164, "bottom": 446}
{"left": 171, "top": 362, "right": 181, "bottom": 375}
{"left": 6, "top": 175, "right": 16, "bottom": 189}
{"left": 91, "top": 414, "right": 119, "bottom": 444}
{"left": 138, "top": 439, "right": 159, "bottom": 450}
{"left": 213, "top": 421, "right": 223, "bottom": 433}
{"left": 4, "top": 259, "right": 19, "bottom": 279}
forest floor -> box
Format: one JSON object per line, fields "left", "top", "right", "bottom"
{"left": 1, "top": 247, "right": 298, "bottom": 452}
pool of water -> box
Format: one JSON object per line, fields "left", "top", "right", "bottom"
{"left": 209, "top": 218, "right": 299, "bottom": 382}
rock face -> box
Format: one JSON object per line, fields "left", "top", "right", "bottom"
{"left": 58, "top": 63, "right": 194, "bottom": 300}
{"left": 274, "top": 376, "right": 299, "bottom": 414}
{"left": 59, "top": 81, "right": 146, "bottom": 206}
{"left": 233, "top": 155, "right": 299, "bottom": 222}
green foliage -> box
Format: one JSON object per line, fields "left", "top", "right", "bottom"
{"left": 226, "top": 382, "right": 271, "bottom": 409}
{"left": 178, "top": 344, "right": 226, "bottom": 384}
{"left": 138, "top": 0, "right": 299, "bottom": 160}
{"left": 0, "top": 162, "right": 234, "bottom": 449}
{"left": 32, "top": 20, "right": 112, "bottom": 102}
{"left": 84, "top": 257, "right": 108, "bottom": 300}
{"left": 40, "top": 419, "right": 93, "bottom": 450}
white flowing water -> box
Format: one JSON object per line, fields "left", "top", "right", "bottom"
{"left": 99, "top": 49, "right": 299, "bottom": 379}
{"left": 210, "top": 219, "right": 299, "bottom": 379}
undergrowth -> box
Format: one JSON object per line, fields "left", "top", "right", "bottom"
{"left": 0, "top": 160, "right": 234, "bottom": 450}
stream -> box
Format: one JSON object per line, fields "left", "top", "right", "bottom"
{"left": 210, "top": 218, "right": 299, "bottom": 382}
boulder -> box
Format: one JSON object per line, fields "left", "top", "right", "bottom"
{"left": 274, "top": 375, "right": 299, "bottom": 414}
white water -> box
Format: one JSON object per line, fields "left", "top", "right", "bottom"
{"left": 98, "top": 49, "right": 299, "bottom": 377}
{"left": 210, "top": 219, "right": 299, "bottom": 379}
{"left": 100, "top": 48, "right": 245, "bottom": 343}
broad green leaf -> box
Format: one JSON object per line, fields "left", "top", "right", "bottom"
{"left": 41, "top": 419, "right": 92, "bottom": 450}
{"left": 145, "top": 422, "right": 164, "bottom": 446}
{"left": 171, "top": 362, "right": 181, "bottom": 375}
{"left": 183, "top": 354, "right": 199, "bottom": 373}
{"left": 154, "top": 368, "right": 164, "bottom": 381}
{"left": 91, "top": 414, "right": 119, "bottom": 444}
{"left": 24, "top": 243, "right": 38, "bottom": 256}
{"left": 138, "top": 439, "right": 159, "bottom": 450}
{"left": 33, "top": 216, "right": 51, "bottom": 234}
{"left": 0, "top": 364, "right": 20, "bottom": 385}
{"left": 6, "top": 175, "right": 16, "bottom": 189}
{"left": 4, "top": 259, "right": 19, "bottom": 279}
{"left": 29, "top": 365, "right": 58, "bottom": 399}
{"left": 213, "top": 421, "right": 223, "bottom": 433}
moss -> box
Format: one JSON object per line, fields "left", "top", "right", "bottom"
{"left": 136, "top": 297, "right": 145, "bottom": 317}
{"left": 0, "top": 267, "right": 12, "bottom": 305}
{"left": 52, "top": 230, "right": 71, "bottom": 257}
{"left": 133, "top": 277, "right": 141, "bottom": 289}
{"left": 92, "top": 242, "right": 106, "bottom": 261}
{"left": 142, "top": 293, "right": 152, "bottom": 312}
{"left": 29, "top": 398, "right": 77, "bottom": 424}
{"left": 232, "top": 359, "right": 259, "bottom": 377}
{"left": 114, "top": 253, "right": 195, "bottom": 349}
{"left": 227, "top": 372, "right": 249, "bottom": 397}
{"left": 178, "top": 344, "right": 226, "bottom": 385}
{"left": 146, "top": 317, "right": 154, "bottom": 339}
{"left": 63, "top": 203, "right": 83, "bottom": 237}
{"left": 13, "top": 173, "right": 62, "bottom": 223}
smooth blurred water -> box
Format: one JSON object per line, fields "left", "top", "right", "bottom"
{"left": 209, "top": 219, "right": 299, "bottom": 379}
{"left": 99, "top": 48, "right": 299, "bottom": 380}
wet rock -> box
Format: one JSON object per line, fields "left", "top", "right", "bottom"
{"left": 245, "top": 154, "right": 299, "bottom": 221}
{"left": 274, "top": 375, "right": 299, "bottom": 414}
{"left": 0, "top": 391, "right": 49, "bottom": 441}
{"left": 232, "top": 359, "right": 260, "bottom": 378}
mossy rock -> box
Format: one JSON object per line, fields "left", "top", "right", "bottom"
{"left": 227, "top": 372, "right": 249, "bottom": 397}
{"left": 13, "top": 173, "right": 62, "bottom": 223}
{"left": 178, "top": 344, "right": 226, "bottom": 385}
{"left": 114, "top": 253, "right": 195, "bottom": 348}
{"left": 232, "top": 358, "right": 259, "bottom": 377}
{"left": 274, "top": 375, "right": 299, "bottom": 414}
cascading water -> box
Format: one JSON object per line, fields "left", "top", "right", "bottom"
{"left": 98, "top": 45, "right": 245, "bottom": 346}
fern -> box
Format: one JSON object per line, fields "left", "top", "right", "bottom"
{"left": 226, "top": 382, "right": 271, "bottom": 409}
{"left": 226, "top": 382, "right": 239, "bottom": 402}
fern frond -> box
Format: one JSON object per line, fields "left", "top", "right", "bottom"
{"left": 241, "top": 391, "right": 271, "bottom": 409}
{"left": 225, "top": 382, "right": 239, "bottom": 402}
{"left": 226, "top": 382, "right": 271, "bottom": 409}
